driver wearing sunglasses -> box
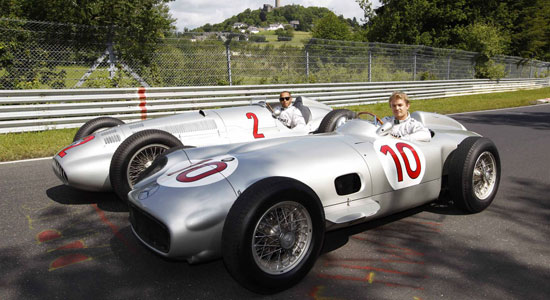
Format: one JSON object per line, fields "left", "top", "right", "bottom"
{"left": 277, "top": 91, "right": 306, "bottom": 129}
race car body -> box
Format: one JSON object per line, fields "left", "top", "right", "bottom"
{"left": 52, "top": 97, "right": 350, "bottom": 199}
{"left": 127, "top": 111, "right": 501, "bottom": 293}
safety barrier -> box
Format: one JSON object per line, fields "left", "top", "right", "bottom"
{"left": 0, "top": 78, "right": 548, "bottom": 133}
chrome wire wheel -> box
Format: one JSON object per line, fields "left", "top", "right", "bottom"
{"left": 472, "top": 151, "right": 497, "bottom": 200}
{"left": 126, "top": 143, "right": 169, "bottom": 187}
{"left": 252, "top": 201, "right": 313, "bottom": 275}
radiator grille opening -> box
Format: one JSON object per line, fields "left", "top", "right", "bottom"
{"left": 129, "top": 204, "right": 170, "bottom": 253}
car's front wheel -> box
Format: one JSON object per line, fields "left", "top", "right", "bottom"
{"left": 109, "top": 129, "right": 183, "bottom": 201}
{"left": 448, "top": 136, "right": 501, "bottom": 213}
{"left": 222, "top": 177, "right": 325, "bottom": 294}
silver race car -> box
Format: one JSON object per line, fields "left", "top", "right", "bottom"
{"left": 128, "top": 111, "right": 500, "bottom": 294}
{"left": 52, "top": 97, "right": 355, "bottom": 199}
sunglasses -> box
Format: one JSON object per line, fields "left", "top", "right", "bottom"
{"left": 279, "top": 97, "right": 291, "bottom": 101}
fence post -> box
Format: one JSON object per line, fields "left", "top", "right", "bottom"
{"left": 529, "top": 61, "right": 533, "bottom": 78}
{"left": 305, "top": 48, "right": 309, "bottom": 79}
{"left": 368, "top": 51, "right": 372, "bottom": 82}
{"left": 413, "top": 52, "right": 417, "bottom": 81}
{"left": 226, "top": 43, "right": 232, "bottom": 86}
{"left": 447, "top": 55, "right": 451, "bottom": 80}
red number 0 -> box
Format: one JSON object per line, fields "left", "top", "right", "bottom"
{"left": 246, "top": 112, "right": 265, "bottom": 138}
{"left": 176, "top": 160, "right": 228, "bottom": 182}
{"left": 380, "top": 142, "right": 421, "bottom": 182}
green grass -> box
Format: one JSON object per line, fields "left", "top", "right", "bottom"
{"left": 255, "top": 30, "right": 312, "bottom": 47}
{"left": 0, "top": 87, "right": 549, "bottom": 162}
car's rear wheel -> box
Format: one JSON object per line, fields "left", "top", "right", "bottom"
{"left": 73, "top": 117, "right": 124, "bottom": 142}
{"left": 317, "top": 109, "right": 356, "bottom": 133}
{"left": 110, "top": 129, "right": 183, "bottom": 201}
{"left": 448, "top": 136, "right": 501, "bottom": 213}
{"left": 222, "top": 177, "right": 325, "bottom": 294}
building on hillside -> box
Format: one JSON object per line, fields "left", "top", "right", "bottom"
{"left": 289, "top": 20, "right": 299, "bottom": 29}
{"left": 275, "top": 0, "right": 280, "bottom": 8}
{"left": 248, "top": 26, "right": 260, "bottom": 34}
{"left": 263, "top": 4, "right": 273, "bottom": 12}
{"left": 267, "top": 23, "right": 284, "bottom": 31}
{"left": 233, "top": 22, "right": 248, "bottom": 29}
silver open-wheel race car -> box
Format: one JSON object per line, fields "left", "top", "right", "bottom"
{"left": 127, "top": 111, "right": 501, "bottom": 294}
{"left": 51, "top": 97, "right": 355, "bottom": 199}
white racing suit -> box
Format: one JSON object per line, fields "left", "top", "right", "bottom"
{"left": 381, "top": 114, "right": 431, "bottom": 142}
{"left": 278, "top": 105, "right": 306, "bottom": 129}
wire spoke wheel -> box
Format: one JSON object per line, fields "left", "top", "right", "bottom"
{"left": 472, "top": 151, "right": 497, "bottom": 200}
{"left": 252, "top": 201, "right": 313, "bottom": 275}
{"left": 127, "top": 144, "right": 169, "bottom": 187}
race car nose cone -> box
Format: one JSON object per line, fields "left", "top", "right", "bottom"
{"left": 279, "top": 232, "right": 296, "bottom": 250}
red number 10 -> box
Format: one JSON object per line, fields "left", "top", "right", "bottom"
{"left": 380, "top": 143, "right": 421, "bottom": 182}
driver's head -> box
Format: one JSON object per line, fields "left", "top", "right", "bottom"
{"left": 389, "top": 92, "right": 410, "bottom": 121}
{"left": 279, "top": 91, "right": 292, "bottom": 108}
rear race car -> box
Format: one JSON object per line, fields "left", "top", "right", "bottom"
{"left": 52, "top": 97, "right": 355, "bottom": 199}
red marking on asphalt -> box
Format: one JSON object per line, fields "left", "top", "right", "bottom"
{"left": 138, "top": 87, "right": 147, "bottom": 120}
{"left": 309, "top": 286, "right": 321, "bottom": 298}
{"left": 318, "top": 271, "right": 374, "bottom": 282}
{"left": 324, "top": 263, "right": 427, "bottom": 278}
{"left": 49, "top": 253, "right": 92, "bottom": 271}
{"left": 376, "top": 280, "right": 424, "bottom": 290}
{"left": 324, "top": 257, "right": 424, "bottom": 265}
{"left": 37, "top": 229, "right": 62, "bottom": 243}
{"left": 91, "top": 204, "right": 138, "bottom": 254}
{"left": 50, "top": 240, "right": 86, "bottom": 252}
{"left": 353, "top": 236, "right": 425, "bottom": 257}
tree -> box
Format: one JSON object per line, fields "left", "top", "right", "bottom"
{"left": 457, "top": 22, "right": 510, "bottom": 79}
{"left": 312, "top": 13, "right": 352, "bottom": 41}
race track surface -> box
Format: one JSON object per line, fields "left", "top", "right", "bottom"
{"left": 1, "top": 104, "right": 549, "bottom": 299}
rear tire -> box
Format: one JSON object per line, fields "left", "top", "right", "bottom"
{"left": 317, "top": 109, "right": 356, "bottom": 133}
{"left": 74, "top": 117, "right": 124, "bottom": 142}
{"left": 222, "top": 177, "right": 325, "bottom": 294}
{"left": 110, "top": 129, "right": 183, "bottom": 201}
{"left": 448, "top": 137, "right": 501, "bottom": 213}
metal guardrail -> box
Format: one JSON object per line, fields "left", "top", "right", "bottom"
{"left": 0, "top": 78, "right": 548, "bottom": 133}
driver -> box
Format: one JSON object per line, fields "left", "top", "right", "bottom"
{"left": 381, "top": 92, "right": 431, "bottom": 142}
{"left": 277, "top": 91, "right": 306, "bottom": 129}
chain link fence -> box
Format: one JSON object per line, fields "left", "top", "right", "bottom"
{"left": 1, "top": 18, "right": 549, "bottom": 89}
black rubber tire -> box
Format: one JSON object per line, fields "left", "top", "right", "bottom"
{"left": 73, "top": 117, "right": 124, "bottom": 142}
{"left": 109, "top": 129, "right": 183, "bottom": 201}
{"left": 222, "top": 177, "right": 325, "bottom": 294}
{"left": 317, "top": 109, "right": 356, "bottom": 133}
{"left": 448, "top": 136, "right": 501, "bottom": 213}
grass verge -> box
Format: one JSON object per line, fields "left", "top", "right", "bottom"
{"left": 0, "top": 87, "right": 549, "bottom": 162}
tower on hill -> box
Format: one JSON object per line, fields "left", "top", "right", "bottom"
{"left": 275, "top": 0, "right": 280, "bottom": 8}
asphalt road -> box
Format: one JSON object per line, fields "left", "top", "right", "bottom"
{"left": 1, "top": 104, "right": 549, "bottom": 300}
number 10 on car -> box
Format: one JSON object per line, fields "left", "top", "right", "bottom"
{"left": 373, "top": 140, "right": 426, "bottom": 190}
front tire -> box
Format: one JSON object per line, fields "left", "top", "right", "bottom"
{"left": 73, "top": 117, "right": 124, "bottom": 142}
{"left": 222, "top": 177, "right": 325, "bottom": 294}
{"left": 317, "top": 109, "right": 356, "bottom": 133}
{"left": 448, "top": 137, "right": 501, "bottom": 213}
{"left": 109, "top": 129, "right": 183, "bottom": 201}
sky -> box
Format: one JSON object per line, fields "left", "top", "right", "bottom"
{"left": 168, "top": 0, "right": 381, "bottom": 31}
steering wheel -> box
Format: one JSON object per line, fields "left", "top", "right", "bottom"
{"left": 357, "top": 112, "right": 384, "bottom": 125}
